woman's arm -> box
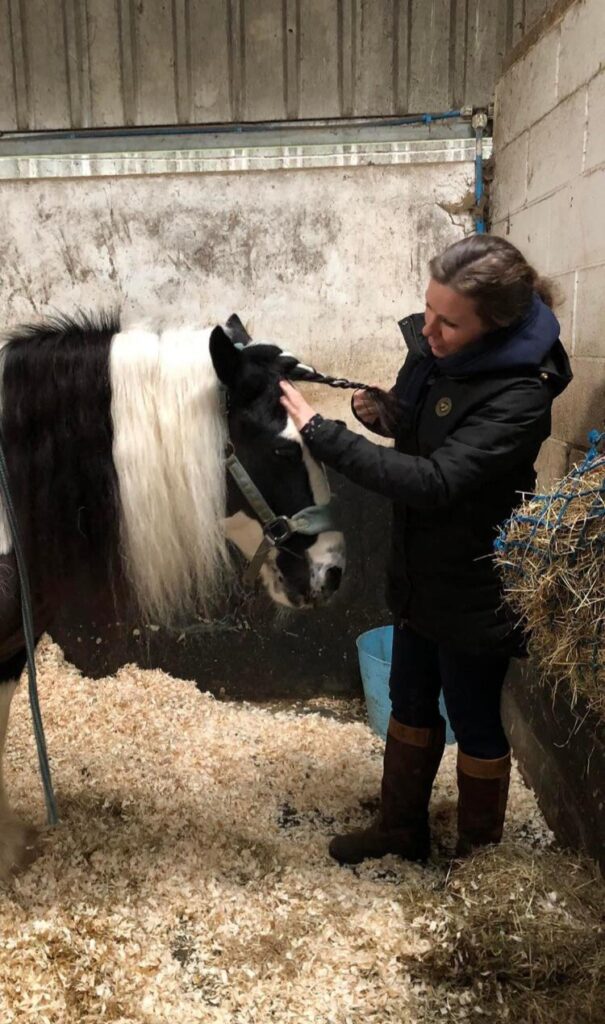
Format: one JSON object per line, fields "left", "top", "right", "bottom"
{"left": 281, "top": 379, "right": 551, "bottom": 509}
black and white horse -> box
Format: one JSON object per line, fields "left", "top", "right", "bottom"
{"left": 0, "top": 311, "right": 345, "bottom": 876}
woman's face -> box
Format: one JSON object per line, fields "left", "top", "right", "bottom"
{"left": 422, "top": 279, "right": 488, "bottom": 358}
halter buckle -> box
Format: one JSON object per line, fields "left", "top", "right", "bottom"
{"left": 263, "top": 516, "right": 293, "bottom": 546}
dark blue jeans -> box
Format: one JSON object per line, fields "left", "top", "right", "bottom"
{"left": 389, "top": 622, "right": 510, "bottom": 759}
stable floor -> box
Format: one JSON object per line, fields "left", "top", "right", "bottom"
{"left": 0, "top": 638, "right": 603, "bottom": 1024}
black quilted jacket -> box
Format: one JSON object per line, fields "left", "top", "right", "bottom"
{"left": 302, "top": 296, "right": 572, "bottom": 654}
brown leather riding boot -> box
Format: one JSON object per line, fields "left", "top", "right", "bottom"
{"left": 329, "top": 716, "right": 446, "bottom": 865}
{"left": 456, "top": 749, "right": 511, "bottom": 857}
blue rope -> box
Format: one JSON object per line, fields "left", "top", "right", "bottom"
{"left": 495, "top": 431, "right": 605, "bottom": 554}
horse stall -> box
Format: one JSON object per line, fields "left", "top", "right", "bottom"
{"left": 0, "top": 2, "right": 604, "bottom": 1022}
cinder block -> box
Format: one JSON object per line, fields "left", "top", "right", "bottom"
{"left": 544, "top": 188, "right": 577, "bottom": 277}
{"left": 568, "top": 446, "right": 589, "bottom": 471}
{"left": 585, "top": 69, "right": 605, "bottom": 172}
{"left": 547, "top": 170, "right": 605, "bottom": 277}
{"left": 491, "top": 218, "right": 508, "bottom": 236}
{"left": 569, "top": 167, "right": 605, "bottom": 271}
{"left": 496, "top": 192, "right": 561, "bottom": 275}
{"left": 558, "top": 0, "right": 605, "bottom": 102}
{"left": 535, "top": 436, "right": 571, "bottom": 490}
{"left": 494, "top": 27, "right": 559, "bottom": 148}
{"left": 527, "top": 89, "right": 586, "bottom": 203}
{"left": 551, "top": 356, "right": 605, "bottom": 448}
{"left": 550, "top": 271, "right": 576, "bottom": 349}
{"left": 491, "top": 132, "right": 529, "bottom": 222}
{"left": 574, "top": 264, "right": 605, "bottom": 357}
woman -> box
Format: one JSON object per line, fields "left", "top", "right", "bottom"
{"left": 280, "top": 234, "right": 572, "bottom": 863}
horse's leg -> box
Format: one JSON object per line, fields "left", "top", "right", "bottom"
{"left": 0, "top": 650, "right": 38, "bottom": 879}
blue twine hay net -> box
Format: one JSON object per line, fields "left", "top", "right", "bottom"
{"left": 494, "top": 430, "right": 605, "bottom": 709}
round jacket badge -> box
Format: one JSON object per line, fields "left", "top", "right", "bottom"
{"left": 435, "top": 397, "right": 452, "bottom": 417}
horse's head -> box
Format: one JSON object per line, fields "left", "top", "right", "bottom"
{"left": 210, "top": 316, "right": 345, "bottom": 609}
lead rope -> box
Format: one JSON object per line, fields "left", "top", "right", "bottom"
{"left": 0, "top": 438, "right": 58, "bottom": 826}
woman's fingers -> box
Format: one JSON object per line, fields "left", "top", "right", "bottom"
{"left": 353, "top": 388, "right": 381, "bottom": 423}
{"left": 280, "top": 380, "right": 388, "bottom": 431}
{"left": 279, "top": 380, "right": 316, "bottom": 430}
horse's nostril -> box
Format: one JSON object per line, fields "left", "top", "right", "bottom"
{"left": 324, "top": 566, "right": 343, "bottom": 592}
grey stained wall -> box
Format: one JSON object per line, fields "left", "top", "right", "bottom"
{"left": 0, "top": 154, "right": 475, "bottom": 396}
{"left": 1, "top": 0, "right": 552, "bottom": 132}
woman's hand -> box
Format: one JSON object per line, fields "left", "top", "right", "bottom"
{"left": 280, "top": 380, "right": 317, "bottom": 431}
{"left": 352, "top": 386, "right": 384, "bottom": 426}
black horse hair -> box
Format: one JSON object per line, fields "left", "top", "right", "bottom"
{"left": 1, "top": 310, "right": 122, "bottom": 594}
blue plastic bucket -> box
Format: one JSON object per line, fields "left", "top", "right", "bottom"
{"left": 356, "top": 625, "right": 454, "bottom": 743}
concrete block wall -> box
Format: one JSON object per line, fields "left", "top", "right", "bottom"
{"left": 492, "top": 0, "right": 605, "bottom": 488}
{"left": 494, "top": 0, "right": 605, "bottom": 872}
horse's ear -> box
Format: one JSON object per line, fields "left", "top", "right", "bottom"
{"left": 278, "top": 354, "right": 300, "bottom": 377}
{"left": 210, "top": 325, "right": 242, "bottom": 386}
{"left": 224, "top": 313, "right": 252, "bottom": 347}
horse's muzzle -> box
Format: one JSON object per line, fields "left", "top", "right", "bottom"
{"left": 315, "top": 565, "right": 343, "bottom": 604}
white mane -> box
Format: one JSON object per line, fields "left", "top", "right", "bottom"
{"left": 110, "top": 326, "right": 230, "bottom": 623}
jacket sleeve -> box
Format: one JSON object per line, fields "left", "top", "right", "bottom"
{"left": 304, "top": 379, "right": 551, "bottom": 509}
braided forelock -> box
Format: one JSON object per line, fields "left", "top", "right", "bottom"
{"left": 277, "top": 353, "right": 370, "bottom": 392}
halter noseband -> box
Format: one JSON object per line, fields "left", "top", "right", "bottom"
{"left": 225, "top": 443, "right": 337, "bottom": 585}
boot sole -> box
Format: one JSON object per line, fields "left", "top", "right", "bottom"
{"left": 329, "top": 836, "right": 429, "bottom": 866}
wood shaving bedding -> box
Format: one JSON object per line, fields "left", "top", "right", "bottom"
{"left": 0, "top": 637, "right": 602, "bottom": 1024}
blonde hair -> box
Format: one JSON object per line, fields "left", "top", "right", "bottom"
{"left": 429, "top": 235, "right": 554, "bottom": 328}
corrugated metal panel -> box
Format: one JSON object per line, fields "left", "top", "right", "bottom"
{"left": 87, "top": 1, "right": 124, "bottom": 127}
{"left": 242, "top": 0, "right": 286, "bottom": 121}
{"left": 0, "top": 0, "right": 557, "bottom": 132}
{"left": 408, "top": 0, "right": 452, "bottom": 111}
{"left": 465, "top": 0, "right": 509, "bottom": 105}
{"left": 299, "top": 1, "right": 339, "bottom": 118}
{"left": 0, "top": 0, "right": 17, "bottom": 131}
{"left": 509, "top": 0, "right": 553, "bottom": 48}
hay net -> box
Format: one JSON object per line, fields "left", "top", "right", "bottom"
{"left": 494, "top": 429, "right": 605, "bottom": 712}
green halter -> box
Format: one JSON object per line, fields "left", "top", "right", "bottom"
{"left": 224, "top": 445, "right": 338, "bottom": 585}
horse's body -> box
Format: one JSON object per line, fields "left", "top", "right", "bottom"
{"left": 0, "top": 312, "right": 345, "bottom": 877}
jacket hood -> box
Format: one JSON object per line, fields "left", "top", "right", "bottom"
{"left": 398, "top": 295, "right": 572, "bottom": 396}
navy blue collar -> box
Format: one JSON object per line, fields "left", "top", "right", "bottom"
{"left": 401, "top": 295, "right": 562, "bottom": 379}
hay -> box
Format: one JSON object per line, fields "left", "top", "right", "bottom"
{"left": 404, "top": 847, "right": 605, "bottom": 1023}
{"left": 0, "top": 637, "right": 603, "bottom": 1023}
{"left": 495, "top": 434, "right": 605, "bottom": 715}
